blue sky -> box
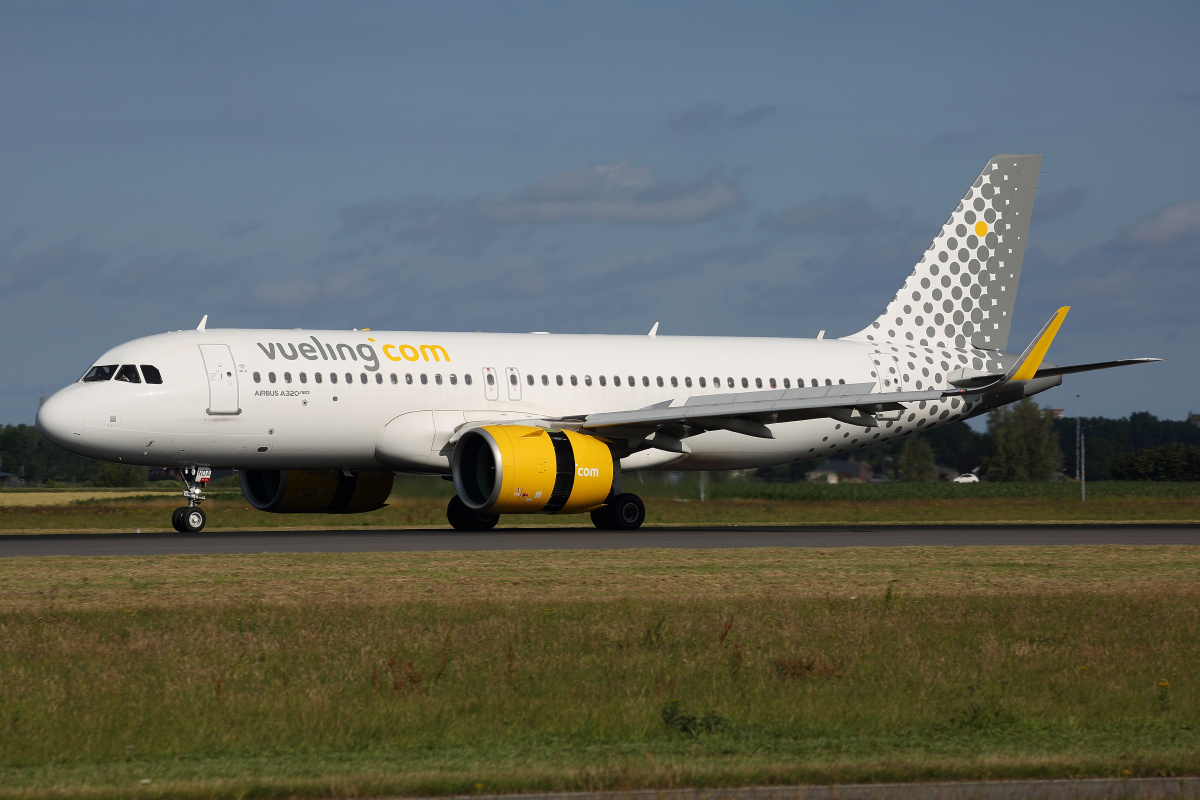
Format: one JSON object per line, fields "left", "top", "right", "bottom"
{"left": 2, "top": 0, "right": 1197, "bottom": 424}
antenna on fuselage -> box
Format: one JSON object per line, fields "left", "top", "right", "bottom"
{"left": 197, "top": 315, "right": 208, "bottom": 332}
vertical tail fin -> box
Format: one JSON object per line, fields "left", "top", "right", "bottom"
{"left": 848, "top": 154, "right": 1042, "bottom": 351}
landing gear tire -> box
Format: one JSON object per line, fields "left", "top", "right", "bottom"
{"left": 180, "top": 507, "right": 206, "bottom": 533}
{"left": 171, "top": 507, "right": 188, "bottom": 532}
{"left": 591, "top": 493, "right": 645, "bottom": 530}
{"left": 446, "top": 495, "right": 499, "bottom": 532}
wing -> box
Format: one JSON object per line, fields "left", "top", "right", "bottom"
{"left": 573, "top": 382, "right": 944, "bottom": 453}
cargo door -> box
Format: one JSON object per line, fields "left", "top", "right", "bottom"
{"left": 199, "top": 344, "right": 240, "bottom": 415}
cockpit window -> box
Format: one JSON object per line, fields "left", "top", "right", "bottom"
{"left": 82, "top": 364, "right": 118, "bottom": 382}
{"left": 115, "top": 364, "right": 142, "bottom": 383}
{"left": 140, "top": 365, "right": 163, "bottom": 384}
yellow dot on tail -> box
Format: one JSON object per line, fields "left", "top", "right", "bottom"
{"left": 975, "top": 221, "right": 988, "bottom": 236}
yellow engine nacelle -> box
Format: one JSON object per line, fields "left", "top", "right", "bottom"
{"left": 240, "top": 469, "right": 394, "bottom": 514}
{"left": 452, "top": 425, "right": 614, "bottom": 514}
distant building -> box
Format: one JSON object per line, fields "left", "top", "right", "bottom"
{"left": 1189, "top": 412, "right": 1200, "bottom": 428}
{"left": 0, "top": 471, "right": 22, "bottom": 488}
{"left": 807, "top": 459, "right": 873, "bottom": 483}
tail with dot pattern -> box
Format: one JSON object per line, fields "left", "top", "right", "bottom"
{"left": 847, "top": 154, "right": 1042, "bottom": 352}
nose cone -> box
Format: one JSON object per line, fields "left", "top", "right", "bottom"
{"left": 36, "top": 389, "right": 85, "bottom": 450}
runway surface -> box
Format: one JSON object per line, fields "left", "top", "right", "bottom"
{"left": 1, "top": 524, "right": 1198, "bottom": 557}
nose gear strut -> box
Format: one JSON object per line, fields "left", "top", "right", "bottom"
{"left": 171, "top": 466, "right": 210, "bottom": 532}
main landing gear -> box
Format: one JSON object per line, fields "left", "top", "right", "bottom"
{"left": 590, "top": 493, "right": 646, "bottom": 530}
{"left": 446, "top": 495, "right": 499, "bottom": 532}
{"left": 171, "top": 467, "right": 211, "bottom": 533}
{"left": 444, "top": 492, "right": 646, "bottom": 531}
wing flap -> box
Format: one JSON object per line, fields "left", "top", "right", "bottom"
{"left": 580, "top": 382, "right": 944, "bottom": 435}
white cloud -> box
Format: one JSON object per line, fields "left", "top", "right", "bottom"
{"left": 759, "top": 195, "right": 885, "bottom": 234}
{"left": 338, "top": 161, "right": 744, "bottom": 248}
{"left": 483, "top": 161, "right": 742, "bottom": 224}
{"left": 1125, "top": 199, "right": 1200, "bottom": 245}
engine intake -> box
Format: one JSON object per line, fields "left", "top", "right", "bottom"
{"left": 240, "top": 469, "right": 394, "bottom": 514}
{"left": 452, "top": 425, "right": 613, "bottom": 514}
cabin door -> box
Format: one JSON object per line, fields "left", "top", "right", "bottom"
{"left": 199, "top": 344, "right": 241, "bottom": 415}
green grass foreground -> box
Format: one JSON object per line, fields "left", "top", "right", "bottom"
{"left": 0, "top": 547, "right": 1198, "bottom": 798}
{"left": 2, "top": 480, "right": 1199, "bottom": 531}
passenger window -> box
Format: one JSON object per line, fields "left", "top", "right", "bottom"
{"left": 284, "top": 372, "right": 292, "bottom": 384}
{"left": 783, "top": 378, "right": 790, "bottom": 388}
{"left": 253, "top": 372, "right": 262, "bottom": 383}
{"left": 613, "top": 376, "right": 621, "bottom": 387}
{"left": 542, "top": 375, "right": 549, "bottom": 386}
{"left": 450, "top": 374, "right": 457, "bottom": 385}
{"left": 656, "top": 376, "right": 663, "bottom": 387}
{"left": 699, "top": 377, "right": 706, "bottom": 388}
{"left": 115, "top": 365, "right": 142, "bottom": 383}
{"left": 727, "top": 377, "right": 734, "bottom": 388}
{"left": 556, "top": 375, "right": 563, "bottom": 386}
{"left": 390, "top": 373, "right": 398, "bottom": 384}
{"left": 838, "top": 378, "right": 846, "bottom": 384}
{"left": 597, "top": 375, "right": 604, "bottom": 386}
{"left": 741, "top": 377, "right": 749, "bottom": 388}
{"left": 584, "top": 375, "right": 592, "bottom": 386}
{"left": 435, "top": 374, "right": 443, "bottom": 385}
{"left": 669, "top": 377, "right": 677, "bottom": 387}
{"left": 485, "top": 373, "right": 494, "bottom": 386}
{"left": 268, "top": 372, "right": 276, "bottom": 384}
{"left": 811, "top": 379, "right": 818, "bottom": 387}
{"left": 768, "top": 378, "right": 775, "bottom": 388}
{"left": 330, "top": 373, "right": 337, "bottom": 384}
{"left": 300, "top": 373, "right": 308, "bottom": 384}
{"left": 755, "top": 378, "right": 763, "bottom": 388}
{"left": 570, "top": 375, "right": 578, "bottom": 386}
{"left": 420, "top": 374, "right": 428, "bottom": 385}
{"left": 360, "top": 373, "right": 368, "bottom": 384}
{"left": 376, "top": 373, "right": 383, "bottom": 384}
{"left": 523, "top": 374, "right": 531, "bottom": 386}
{"left": 685, "top": 377, "right": 692, "bottom": 388}
{"left": 825, "top": 379, "right": 832, "bottom": 386}
{"left": 464, "top": 373, "right": 473, "bottom": 385}
{"left": 628, "top": 376, "right": 635, "bottom": 387}
{"left": 140, "top": 365, "right": 163, "bottom": 384}
{"left": 406, "top": 373, "right": 414, "bottom": 385}
{"left": 642, "top": 376, "right": 649, "bottom": 387}
{"left": 82, "top": 364, "right": 118, "bottom": 382}
{"left": 345, "top": 373, "right": 353, "bottom": 384}
{"left": 315, "top": 372, "right": 323, "bottom": 384}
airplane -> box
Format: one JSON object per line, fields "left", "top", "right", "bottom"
{"left": 35, "top": 154, "right": 1159, "bottom": 533}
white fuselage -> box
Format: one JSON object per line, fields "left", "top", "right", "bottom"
{"left": 36, "top": 327, "right": 1033, "bottom": 473}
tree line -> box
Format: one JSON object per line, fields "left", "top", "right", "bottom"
{"left": 756, "top": 402, "right": 1200, "bottom": 482}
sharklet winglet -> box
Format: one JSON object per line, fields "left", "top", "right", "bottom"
{"left": 197, "top": 315, "right": 208, "bottom": 332}
{"left": 1008, "top": 306, "right": 1070, "bottom": 381}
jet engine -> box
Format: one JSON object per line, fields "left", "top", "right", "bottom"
{"left": 452, "top": 425, "right": 614, "bottom": 514}
{"left": 239, "top": 469, "right": 394, "bottom": 514}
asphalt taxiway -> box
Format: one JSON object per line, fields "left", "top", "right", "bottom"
{"left": 1, "top": 523, "right": 1198, "bottom": 558}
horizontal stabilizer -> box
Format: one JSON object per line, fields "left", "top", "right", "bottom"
{"left": 950, "top": 357, "right": 1162, "bottom": 388}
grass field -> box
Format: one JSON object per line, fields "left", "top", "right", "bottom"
{"left": 1, "top": 480, "right": 1199, "bottom": 531}
{"left": 0, "top": 546, "right": 1197, "bottom": 799}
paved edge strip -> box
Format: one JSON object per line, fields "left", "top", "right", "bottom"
{"left": 383, "top": 778, "right": 1200, "bottom": 800}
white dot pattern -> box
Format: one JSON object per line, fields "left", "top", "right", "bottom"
{"left": 849, "top": 154, "right": 1041, "bottom": 353}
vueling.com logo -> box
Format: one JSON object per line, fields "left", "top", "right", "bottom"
{"left": 256, "top": 336, "right": 449, "bottom": 373}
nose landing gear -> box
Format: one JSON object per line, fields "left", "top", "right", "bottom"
{"left": 172, "top": 467, "right": 211, "bottom": 532}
